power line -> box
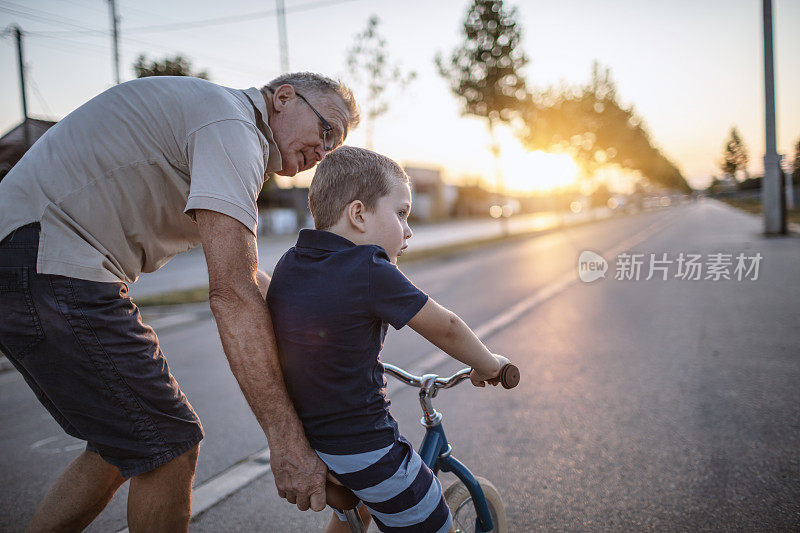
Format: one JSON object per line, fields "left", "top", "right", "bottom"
{"left": 22, "top": 31, "right": 113, "bottom": 54}
{"left": 25, "top": 0, "right": 361, "bottom": 36}
{"left": 28, "top": 71, "right": 55, "bottom": 117}
{"left": 3, "top": 0, "right": 368, "bottom": 82}
{"left": 120, "top": 33, "right": 270, "bottom": 78}
{"left": 0, "top": 2, "right": 106, "bottom": 33}
{"left": 119, "top": 0, "right": 360, "bottom": 33}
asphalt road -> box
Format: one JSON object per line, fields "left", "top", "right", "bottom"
{"left": 1, "top": 201, "right": 798, "bottom": 531}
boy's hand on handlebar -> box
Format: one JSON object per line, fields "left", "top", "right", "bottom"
{"left": 470, "top": 354, "right": 510, "bottom": 387}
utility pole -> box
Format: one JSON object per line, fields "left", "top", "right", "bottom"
{"left": 762, "top": 0, "right": 785, "bottom": 234}
{"left": 275, "top": 0, "right": 289, "bottom": 72}
{"left": 13, "top": 25, "right": 30, "bottom": 149}
{"left": 108, "top": 0, "right": 121, "bottom": 84}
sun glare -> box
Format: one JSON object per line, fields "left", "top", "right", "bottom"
{"left": 499, "top": 139, "right": 580, "bottom": 194}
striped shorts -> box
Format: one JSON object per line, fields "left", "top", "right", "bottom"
{"left": 316, "top": 436, "right": 453, "bottom": 532}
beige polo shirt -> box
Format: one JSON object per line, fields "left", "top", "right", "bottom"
{"left": 0, "top": 76, "right": 282, "bottom": 283}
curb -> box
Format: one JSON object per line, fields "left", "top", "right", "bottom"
{"left": 0, "top": 352, "right": 13, "bottom": 373}
{"left": 141, "top": 305, "right": 214, "bottom": 333}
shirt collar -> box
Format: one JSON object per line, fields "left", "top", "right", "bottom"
{"left": 296, "top": 229, "right": 357, "bottom": 252}
{"left": 243, "top": 87, "right": 283, "bottom": 174}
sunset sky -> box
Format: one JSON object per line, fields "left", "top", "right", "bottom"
{"left": 1, "top": 0, "right": 798, "bottom": 192}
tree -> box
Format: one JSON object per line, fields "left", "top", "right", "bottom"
{"left": 792, "top": 139, "right": 799, "bottom": 185}
{"left": 133, "top": 54, "right": 209, "bottom": 79}
{"left": 436, "top": 0, "right": 528, "bottom": 198}
{"left": 719, "top": 127, "right": 749, "bottom": 183}
{"left": 346, "top": 15, "right": 415, "bottom": 150}
{"left": 519, "top": 62, "right": 690, "bottom": 193}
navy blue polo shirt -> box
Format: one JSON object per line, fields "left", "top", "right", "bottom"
{"left": 266, "top": 229, "right": 429, "bottom": 454}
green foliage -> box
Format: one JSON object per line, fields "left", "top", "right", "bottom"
{"left": 347, "top": 15, "right": 415, "bottom": 149}
{"left": 436, "top": 0, "right": 528, "bottom": 125}
{"left": 435, "top": 3, "right": 687, "bottom": 193}
{"left": 719, "top": 127, "right": 749, "bottom": 181}
{"left": 519, "top": 62, "right": 690, "bottom": 192}
{"left": 133, "top": 54, "right": 209, "bottom": 80}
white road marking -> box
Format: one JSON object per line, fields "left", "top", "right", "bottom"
{"left": 406, "top": 210, "right": 679, "bottom": 377}
{"left": 112, "top": 209, "right": 677, "bottom": 529}
{"left": 30, "top": 435, "right": 60, "bottom": 449}
{"left": 116, "top": 449, "right": 271, "bottom": 532}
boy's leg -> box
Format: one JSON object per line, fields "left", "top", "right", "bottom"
{"left": 317, "top": 438, "right": 452, "bottom": 532}
{"left": 324, "top": 505, "right": 372, "bottom": 533}
{"left": 127, "top": 444, "right": 199, "bottom": 532}
{"left": 27, "top": 450, "right": 126, "bottom": 532}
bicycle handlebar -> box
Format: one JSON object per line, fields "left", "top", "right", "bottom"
{"left": 383, "top": 362, "right": 520, "bottom": 390}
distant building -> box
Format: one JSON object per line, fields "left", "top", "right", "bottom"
{"left": 0, "top": 118, "right": 57, "bottom": 181}
{"left": 257, "top": 184, "right": 311, "bottom": 235}
{"left": 404, "top": 166, "right": 456, "bottom": 221}
{"left": 452, "top": 184, "right": 494, "bottom": 217}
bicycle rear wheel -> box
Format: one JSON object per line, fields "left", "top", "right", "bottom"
{"left": 444, "top": 476, "right": 507, "bottom": 533}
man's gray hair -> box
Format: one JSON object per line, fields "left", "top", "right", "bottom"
{"left": 309, "top": 146, "right": 409, "bottom": 230}
{"left": 262, "top": 72, "right": 360, "bottom": 141}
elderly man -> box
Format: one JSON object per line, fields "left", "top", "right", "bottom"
{"left": 0, "top": 72, "right": 359, "bottom": 531}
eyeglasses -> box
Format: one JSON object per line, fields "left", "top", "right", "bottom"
{"left": 296, "top": 92, "right": 335, "bottom": 151}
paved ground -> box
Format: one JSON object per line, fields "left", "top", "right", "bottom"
{"left": 1, "top": 200, "right": 798, "bottom": 531}
{"left": 128, "top": 208, "right": 611, "bottom": 299}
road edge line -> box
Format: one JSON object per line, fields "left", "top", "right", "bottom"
{"left": 115, "top": 448, "right": 271, "bottom": 532}
{"left": 406, "top": 209, "right": 679, "bottom": 375}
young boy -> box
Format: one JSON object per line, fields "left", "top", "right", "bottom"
{"left": 266, "top": 147, "right": 509, "bottom": 532}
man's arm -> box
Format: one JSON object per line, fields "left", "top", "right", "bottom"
{"left": 407, "top": 298, "right": 507, "bottom": 386}
{"left": 256, "top": 269, "right": 270, "bottom": 299}
{"left": 195, "top": 209, "right": 326, "bottom": 511}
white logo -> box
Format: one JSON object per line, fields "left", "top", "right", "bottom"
{"left": 578, "top": 250, "right": 608, "bottom": 282}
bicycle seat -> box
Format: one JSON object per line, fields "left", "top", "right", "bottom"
{"left": 325, "top": 480, "right": 360, "bottom": 510}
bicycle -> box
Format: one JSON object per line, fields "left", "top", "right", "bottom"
{"left": 325, "top": 362, "right": 520, "bottom": 533}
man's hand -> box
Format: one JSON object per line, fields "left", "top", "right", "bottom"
{"left": 270, "top": 435, "right": 328, "bottom": 511}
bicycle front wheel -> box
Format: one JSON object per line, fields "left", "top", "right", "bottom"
{"left": 444, "top": 476, "right": 507, "bottom": 533}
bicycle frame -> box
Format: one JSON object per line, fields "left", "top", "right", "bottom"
{"left": 328, "top": 361, "right": 518, "bottom": 532}
{"left": 419, "top": 419, "right": 495, "bottom": 532}
{"left": 388, "top": 365, "right": 495, "bottom": 533}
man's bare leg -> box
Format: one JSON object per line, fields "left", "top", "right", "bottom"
{"left": 126, "top": 444, "right": 199, "bottom": 533}
{"left": 27, "top": 449, "right": 126, "bottom": 533}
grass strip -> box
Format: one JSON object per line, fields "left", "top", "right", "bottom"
{"left": 718, "top": 197, "right": 800, "bottom": 226}
{"left": 134, "top": 286, "right": 209, "bottom": 308}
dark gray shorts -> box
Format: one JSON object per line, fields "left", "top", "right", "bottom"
{"left": 0, "top": 223, "right": 203, "bottom": 478}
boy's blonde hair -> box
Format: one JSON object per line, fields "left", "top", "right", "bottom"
{"left": 309, "top": 146, "right": 409, "bottom": 230}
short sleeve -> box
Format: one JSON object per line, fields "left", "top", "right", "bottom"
{"left": 185, "top": 119, "right": 267, "bottom": 235}
{"left": 368, "top": 249, "right": 429, "bottom": 330}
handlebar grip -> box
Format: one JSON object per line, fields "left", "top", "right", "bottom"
{"left": 499, "top": 363, "right": 520, "bottom": 389}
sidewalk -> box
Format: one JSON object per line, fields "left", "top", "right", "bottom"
{"left": 129, "top": 208, "right": 613, "bottom": 300}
